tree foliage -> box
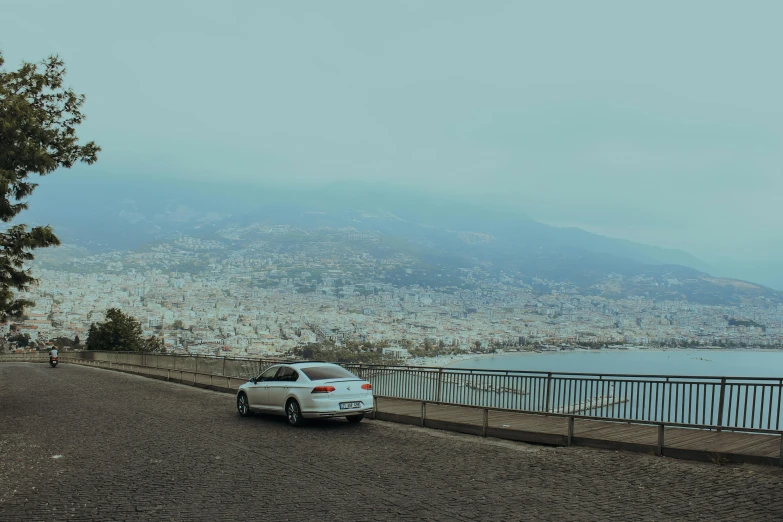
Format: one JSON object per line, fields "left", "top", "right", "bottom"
{"left": 53, "top": 336, "right": 73, "bottom": 347}
{"left": 7, "top": 332, "right": 30, "bottom": 347}
{"left": 86, "top": 308, "right": 161, "bottom": 353}
{"left": 0, "top": 51, "right": 100, "bottom": 321}
{"left": 143, "top": 334, "right": 164, "bottom": 353}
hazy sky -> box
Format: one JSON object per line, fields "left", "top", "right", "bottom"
{"left": 2, "top": 0, "right": 782, "bottom": 266}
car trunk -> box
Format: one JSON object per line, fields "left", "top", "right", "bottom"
{"left": 322, "top": 379, "right": 369, "bottom": 400}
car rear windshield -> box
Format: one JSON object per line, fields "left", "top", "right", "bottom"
{"left": 301, "top": 366, "right": 358, "bottom": 381}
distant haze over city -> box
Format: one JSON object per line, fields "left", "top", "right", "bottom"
{"left": 21, "top": 174, "right": 783, "bottom": 292}
{"left": 3, "top": 1, "right": 782, "bottom": 289}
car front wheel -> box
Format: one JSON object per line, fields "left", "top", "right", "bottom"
{"left": 346, "top": 414, "right": 364, "bottom": 423}
{"left": 237, "top": 392, "right": 250, "bottom": 417}
{"left": 286, "top": 399, "right": 305, "bottom": 427}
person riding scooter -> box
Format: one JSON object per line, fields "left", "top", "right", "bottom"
{"left": 49, "top": 346, "right": 59, "bottom": 367}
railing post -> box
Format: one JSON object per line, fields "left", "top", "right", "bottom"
{"left": 717, "top": 378, "right": 727, "bottom": 431}
{"left": 778, "top": 380, "right": 783, "bottom": 432}
{"left": 421, "top": 402, "right": 426, "bottom": 427}
{"left": 656, "top": 424, "right": 665, "bottom": 456}
{"left": 436, "top": 369, "right": 443, "bottom": 402}
{"left": 195, "top": 355, "right": 199, "bottom": 375}
{"left": 567, "top": 417, "right": 575, "bottom": 446}
{"left": 167, "top": 369, "right": 170, "bottom": 381}
{"left": 545, "top": 372, "right": 553, "bottom": 412}
{"left": 779, "top": 434, "right": 783, "bottom": 468}
{"left": 482, "top": 408, "right": 488, "bottom": 437}
{"left": 222, "top": 356, "right": 226, "bottom": 376}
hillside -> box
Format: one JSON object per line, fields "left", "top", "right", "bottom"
{"left": 24, "top": 179, "right": 781, "bottom": 306}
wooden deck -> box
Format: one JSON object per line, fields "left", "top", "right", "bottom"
{"left": 374, "top": 397, "right": 783, "bottom": 466}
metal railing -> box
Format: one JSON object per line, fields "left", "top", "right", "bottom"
{"left": 64, "top": 357, "right": 256, "bottom": 392}
{"left": 346, "top": 364, "right": 783, "bottom": 433}
{"left": 61, "top": 350, "right": 283, "bottom": 380}
{"left": 59, "top": 351, "right": 783, "bottom": 433}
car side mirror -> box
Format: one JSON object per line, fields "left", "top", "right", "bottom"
{"left": 251, "top": 377, "right": 257, "bottom": 384}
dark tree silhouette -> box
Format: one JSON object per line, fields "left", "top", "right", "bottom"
{"left": 0, "top": 51, "right": 100, "bottom": 321}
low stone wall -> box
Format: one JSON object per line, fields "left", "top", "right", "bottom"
{"left": 0, "top": 353, "right": 49, "bottom": 362}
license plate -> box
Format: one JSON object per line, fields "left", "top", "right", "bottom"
{"left": 339, "top": 402, "right": 362, "bottom": 410}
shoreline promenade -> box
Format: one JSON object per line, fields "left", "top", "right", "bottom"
{"left": 2, "top": 363, "right": 783, "bottom": 521}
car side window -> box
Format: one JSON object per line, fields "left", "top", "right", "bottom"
{"left": 276, "top": 366, "right": 299, "bottom": 382}
{"left": 259, "top": 366, "right": 279, "bottom": 382}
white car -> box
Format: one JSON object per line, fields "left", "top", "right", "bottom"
{"left": 236, "top": 362, "right": 374, "bottom": 426}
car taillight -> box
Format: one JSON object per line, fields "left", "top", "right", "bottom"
{"left": 361, "top": 383, "right": 372, "bottom": 390}
{"left": 311, "top": 386, "right": 336, "bottom": 393}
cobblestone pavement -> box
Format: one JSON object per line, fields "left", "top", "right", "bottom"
{"left": 2, "top": 363, "right": 782, "bottom": 521}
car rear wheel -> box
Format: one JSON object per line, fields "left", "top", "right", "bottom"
{"left": 286, "top": 399, "right": 305, "bottom": 427}
{"left": 346, "top": 414, "right": 364, "bottom": 423}
{"left": 237, "top": 392, "right": 250, "bottom": 417}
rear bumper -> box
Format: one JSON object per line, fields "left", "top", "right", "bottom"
{"left": 301, "top": 395, "right": 374, "bottom": 418}
{"left": 303, "top": 408, "right": 374, "bottom": 419}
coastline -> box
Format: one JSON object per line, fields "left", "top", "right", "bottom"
{"left": 405, "top": 346, "right": 783, "bottom": 369}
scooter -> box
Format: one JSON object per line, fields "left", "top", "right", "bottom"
{"left": 49, "top": 356, "right": 58, "bottom": 368}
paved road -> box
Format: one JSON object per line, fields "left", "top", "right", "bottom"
{"left": 2, "top": 364, "right": 782, "bottom": 522}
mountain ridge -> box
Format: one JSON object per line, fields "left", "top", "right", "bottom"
{"left": 21, "top": 177, "right": 780, "bottom": 305}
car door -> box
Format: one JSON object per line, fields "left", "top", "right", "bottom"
{"left": 246, "top": 365, "right": 279, "bottom": 410}
{"left": 266, "top": 366, "right": 299, "bottom": 413}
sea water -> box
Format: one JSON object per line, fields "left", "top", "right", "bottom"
{"left": 447, "top": 349, "right": 783, "bottom": 378}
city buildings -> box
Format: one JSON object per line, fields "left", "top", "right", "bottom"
{"left": 6, "top": 233, "right": 781, "bottom": 356}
